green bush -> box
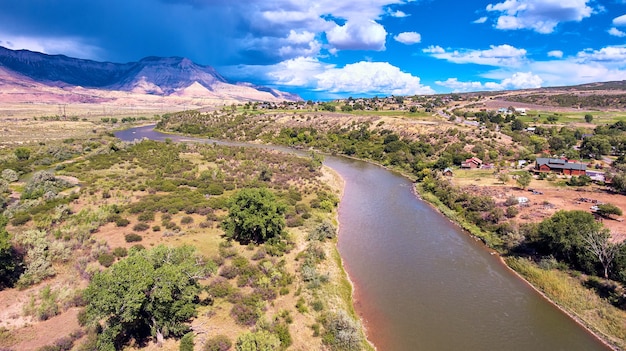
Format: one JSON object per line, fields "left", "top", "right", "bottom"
{"left": 235, "top": 331, "right": 280, "bottom": 351}
{"left": 133, "top": 222, "right": 150, "bottom": 231}
{"left": 204, "top": 334, "right": 232, "bottom": 351}
{"left": 125, "top": 233, "right": 143, "bottom": 242}
{"left": 137, "top": 211, "right": 155, "bottom": 222}
{"left": 179, "top": 332, "right": 194, "bottom": 351}
{"left": 97, "top": 253, "right": 115, "bottom": 267}
{"left": 11, "top": 212, "right": 32, "bottom": 226}
{"left": 112, "top": 247, "right": 128, "bottom": 258}
{"left": 181, "top": 216, "right": 194, "bottom": 225}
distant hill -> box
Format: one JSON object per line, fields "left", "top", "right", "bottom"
{"left": 0, "top": 46, "right": 300, "bottom": 102}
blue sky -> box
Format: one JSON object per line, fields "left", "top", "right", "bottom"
{"left": 1, "top": 0, "right": 626, "bottom": 100}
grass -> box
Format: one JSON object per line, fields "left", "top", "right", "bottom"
{"left": 506, "top": 256, "right": 626, "bottom": 350}
{"left": 518, "top": 110, "right": 626, "bottom": 125}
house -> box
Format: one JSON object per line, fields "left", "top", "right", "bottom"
{"left": 516, "top": 108, "right": 527, "bottom": 116}
{"left": 461, "top": 157, "right": 483, "bottom": 169}
{"left": 443, "top": 168, "right": 454, "bottom": 177}
{"left": 535, "top": 158, "right": 587, "bottom": 176}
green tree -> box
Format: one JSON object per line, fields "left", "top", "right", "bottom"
{"left": 84, "top": 245, "right": 215, "bottom": 350}
{"left": 535, "top": 210, "right": 601, "bottom": 273}
{"left": 516, "top": 172, "right": 532, "bottom": 189}
{"left": 223, "top": 188, "right": 286, "bottom": 244}
{"left": 585, "top": 114, "right": 593, "bottom": 123}
{"left": 511, "top": 118, "right": 526, "bottom": 131}
{"left": 596, "top": 203, "right": 623, "bottom": 218}
{"left": 580, "top": 135, "right": 612, "bottom": 159}
{"left": 236, "top": 331, "right": 281, "bottom": 351}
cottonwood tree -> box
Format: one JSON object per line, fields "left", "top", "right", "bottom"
{"left": 223, "top": 188, "right": 286, "bottom": 244}
{"left": 582, "top": 228, "right": 619, "bottom": 279}
{"left": 84, "top": 245, "right": 215, "bottom": 350}
{"left": 535, "top": 210, "right": 600, "bottom": 273}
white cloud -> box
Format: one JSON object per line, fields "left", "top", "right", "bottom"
{"left": 326, "top": 20, "right": 387, "bottom": 51}
{"left": 250, "top": 0, "right": 411, "bottom": 55}
{"left": 225, "top": 57, "right": 434, "bottom": 96}
{"left": 576, "top": 46, "right": 626, "bottom": 63}
{"left": 314, "top": 61, "right": 434, "bottom": 95}
{"left": 486, "top": 0, "right": 593, "bottom": 34}
{"left": 393, "top": 32, "right": 421, "bottom": 45}
{"left": 389, "top": 10, "right": 410, "bottom": 18}
{"left": 424, "top": 44, "right": 528, "bottom": 67}
{"left": 608, "top": 27, "right": 626, "bottom": 37}
{"left": 422, "top": 45, "right": 445, "bottom": 54}
{"left": 286, "top": 30, "right": 316, "bottom": 44}
{"left": 473, "top": 17, "right": 488, "bottom": 24}
{"left": 0, "top": 33, "right": 102, "bottom": 60}
{"left": 436, "top": 72, "right": 542, "bottom": 92}
{"left": 547, "top": 50, "right": 563, "bottom": 58}
{"left": 614, "top": 14, "right": 626, "bottom": 26}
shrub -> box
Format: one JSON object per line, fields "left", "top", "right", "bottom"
{"left": 11, "top": 212, "right": 32, "bottom": 226}
{"left": 124, "top": 233, "right": 143, "bottom": 242}
{"left": 504, "top": 195, "right": 519, "bottom": 207}
{"left": 1, "top": 169, "right": 19, "bottom": 182}
{"left": 308, "top": 221, "right": 336, "bottom": 241}
{"left": 235, "top": 331, "right": 280, "bottom": 351}
{"left": 110, "top": 215, "right": 130, "bottom": 227}
{"left": 219, "top": 265, "right": 238, "bottom": 279}
{"left": 230, "top": 302, "right": 259, "bottom": 326}
{"left": 152, "top": 225, "right": 161, "bottom": 232}
{"left": 323, "top": 310, "right": 362, "bottom": 350}
{"left": 112, "top": 247, "right": 128, "bottom": 257}
{"left": 505, "top": 206, "right": 519, "bottom": 218}
{"left": 97, "top": 253, "right": 115, "bottom": 267}
{"left": 181, "top": 216, "right": 194, "bottom": 225}
{"left": 204, "top": 334, "right": 232, "bottom": 351}
{"left": 133, "top": 222, "right": 150, "bottom": 231}
{"left": 179, "top": 332, "right": 194, "bottom": 351}
{"left": 137, "top": 211, "right": 155, "bottom": 222}
{"left": 296, "top": 297, "right": 308, "bottom": 313}
{"left": 251, "top": 248, "right": 266, "bottom": 261}
{"left": 208, "top": 278, "right": 234, "bottom": 298}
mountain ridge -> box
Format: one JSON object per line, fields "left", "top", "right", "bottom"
{"left": 0, "top": 46, "right": 300, "bottom": 102}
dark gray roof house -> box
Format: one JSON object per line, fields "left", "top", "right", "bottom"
{"left": 535, "top": 158, "right": 587, "bottom": 175}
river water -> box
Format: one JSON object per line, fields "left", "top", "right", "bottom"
{"left": 117, "top": 126, "right": 611, "bottom": 351}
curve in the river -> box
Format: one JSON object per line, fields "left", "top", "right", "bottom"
{"left": 116, "top": 125, "right": 612, "bottom": 351}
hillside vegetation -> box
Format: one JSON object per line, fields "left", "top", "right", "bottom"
{"left": 0, "top": 129, "right": 368, "bottom": 350}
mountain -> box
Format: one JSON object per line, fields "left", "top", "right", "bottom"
{"left": 0, "top": 46, "right": 300, "bottom": 102}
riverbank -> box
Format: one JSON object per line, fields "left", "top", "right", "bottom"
{"left": 415, "top": 184, "right": 626, "bottom": 350}
{"left": 321, "top": 165, "right": 376, "bottom": 351}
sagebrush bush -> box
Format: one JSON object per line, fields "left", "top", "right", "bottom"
{"left": 124, "top": 233, "right": 142, "bottom": 242}
{"left": 133, "top": 222, "right": 150, "bottom": 232}
{"left": 97, "top": 253, "right": 115, "bottom": 267}
{"left": 112, "top": 247, "right": 128, "bottom": 257}
{"left": 203, "top": 334, "right": 232, "bottom": 351}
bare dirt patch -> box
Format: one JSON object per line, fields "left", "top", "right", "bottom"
{"left": 455, "top": 173, "right": 626, "bottom": 241}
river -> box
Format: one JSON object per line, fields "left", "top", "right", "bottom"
{"left": 116, "top": 125, "right": 611, "bottom": 351}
